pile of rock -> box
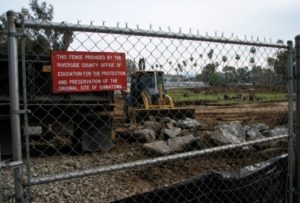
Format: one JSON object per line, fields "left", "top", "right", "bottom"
{"left": 129, "top": 117, "right": 288, "bottom": 155}
{"left": 131, "top": 117, "right": 204, "bottom": 155}
{"left": 211, "top": 121, "right": 288, "bottom": 148}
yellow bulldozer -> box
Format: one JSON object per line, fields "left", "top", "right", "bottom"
{"left": 123, "top": 58, "right": 195, "bottom": 123}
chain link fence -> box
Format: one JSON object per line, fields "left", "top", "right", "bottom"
{"left": 0, "top": 11, "right": 294, "bottom": 202}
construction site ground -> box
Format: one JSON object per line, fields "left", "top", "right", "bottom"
{"left": 113, "top": 92, "right": 288, "bottom": 129}
{"left": 2, "top": 88, "right": 289, "bottom": 202}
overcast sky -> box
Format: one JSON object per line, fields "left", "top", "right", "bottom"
{"left": 1, "top": 0, "right": 300, "bottom": 43}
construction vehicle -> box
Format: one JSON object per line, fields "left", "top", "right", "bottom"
{"left": 123, "top": 58, "right": 195, "bottom": 123}
{"left": 0, "top": 54, "right": 114, "bottom": 155}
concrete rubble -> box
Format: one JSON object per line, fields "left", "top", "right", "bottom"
{"left": 252, "top": 123, "right": 270, "bottom": 134}
{"left": 133, "top": 128, "right": 156, "bottom": 143}
{"left": 211, "top": 121, "right": 246, "bottom": 145}
{"left": 143, "top": 134, "right": 198, "bottom": 155}
{"left": 161, "top": 128, "right": 182, "bottom": 139}
{"left": 246, "top": 128, "right": 264, "bottom": 140}
{"left": 138, "top": 117, "right": 203, "bottom": 154}
{"left": 142, "top": 121, "right": 161, "bottom": 134}
{"left": 270, "top": 127, "right": 289, "bottom": 137}
{"left": 210, "top": 121, "right": 288, "bottom": 148}
{"left": 127, "top": 117, "right": 289, "bottom": 155}
{"left": 177, "top": 118, "right": 203, "bottom": 129}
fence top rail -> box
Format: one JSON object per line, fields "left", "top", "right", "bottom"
{"left": 21, "top": 19, "right": 288, "bottom": 49}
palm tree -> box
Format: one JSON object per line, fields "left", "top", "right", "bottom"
{"left": 207, "top": 49, "right": 214, "bottom": 63}
{"left": 235, "top": 54, "right": 240, "bottom": 82}
{"left": 250, "top": 47, "right": 256, "bottom": 68}
{"left": 235, "top": 54, "right": 240, "bottom": 68}
{"left": 221, "top": 56, "right": 227, "bottom": 72}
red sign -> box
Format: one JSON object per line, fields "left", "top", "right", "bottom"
{"left": 51, "top": 51, "right": 127, "bottom": 93}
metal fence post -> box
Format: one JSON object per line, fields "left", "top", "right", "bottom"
{"left": 295, "top": 35, "right": 300, "bottom": 203}
{"left": 287, "top": 40, "right": 294, "bottom": 203}
{"left": 7, "top": 10, "right": 24, "bottom": 202}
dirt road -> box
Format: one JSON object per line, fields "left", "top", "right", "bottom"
{"left": 114, "top": 95, "right": 288, "bottom": 128}
{"left": 193, "top": 102, "right": 288, "bottom": 127}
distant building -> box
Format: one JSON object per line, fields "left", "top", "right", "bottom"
{"left": 164, "top": 74, "right": 209, "bottom": 89}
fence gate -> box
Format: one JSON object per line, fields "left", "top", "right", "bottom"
{"left": 0, "top": 10, "right": 295, "bottom": 202}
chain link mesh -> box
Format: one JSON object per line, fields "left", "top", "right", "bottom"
{"left": 0, "top": 19, "right": 292, "bottom": 202}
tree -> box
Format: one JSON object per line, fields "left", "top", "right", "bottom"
{"left": 202, "top": 63, "right": 216, "bottom": 75}
{"left": 235, "top": 54, "right": 240, "bottom": 70}
{"left": 197, "top": 63, "right": 224, "bottom": 86}
{"left": 223, "top": 66, "right": 237, "bottom": 83}
{"left": 222, "top": 56, "right": 228, "bottom": 63}
{"left": 263, "top": 68, "right": 277, "bottom": 86}
{"left": 236, "top": 66, "right": 250, "bottom": 83}
{"left": 0, "top": 0, "right": 73, "bottom": 55}
{"left": 250, "top": 66, "right": 263, "bottom": 85}
{"left": 249, "top": 47, "right": 256, "bottom": 68}
{"left": 267, "top": 50, "right": 288, "bottom": 85}
{"left": 126, "top": 59, "right": 137, "bottom": 74}
{"left": 207, "top": 49, "right": 214, "bottom": 62}
{"left": 0, "top": 14, "right": 7, "bottom": 54}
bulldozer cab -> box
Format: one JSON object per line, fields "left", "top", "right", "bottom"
{"left": 130, "top": 71, "right": 165, "bottom": 105}
{"left": 137, "top": 71, "right": 164, "bottom": 89}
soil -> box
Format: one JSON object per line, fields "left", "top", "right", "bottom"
{"left": 1, "top": 93, "right": 289, "bottom": 202}
{"left": 113, "top": 94, "right": 288, "bottom": 128}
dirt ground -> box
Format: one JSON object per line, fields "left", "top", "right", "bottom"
{"left": 2, "top": 93, "right": 289, "bottom": 202}
{"left": 113, "top": 93, "right": 288, "bottom": 129}
{"left": 193, "top": 102, "right": 288, "bottom": 127}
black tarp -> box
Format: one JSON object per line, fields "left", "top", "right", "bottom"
{"left": 113, "top": 154, "right": 288, "bottom": 203}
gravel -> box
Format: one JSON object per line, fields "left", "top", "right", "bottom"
{"left": 1, "top": 124, "right": 287, "bottom": 202}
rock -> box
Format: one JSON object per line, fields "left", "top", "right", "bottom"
{"left": 133, "top": 128, "right": 156, "bottom": 143}
{"left": 254, "top": 123, "right": 269, "bottom": 132}
{"left": 142, "top": 121, "right": 161, "bottom": 133}
{"left": 63, "top": 191, "right": 72, "bottom": 198}
{"left": 195, "top": 131, "right": 214, "bottom": 148}
{"left": 251, "top": 123, "right": 270, "bottom": 136}
{"left": 143, "top": 140, "right": 170, "bottom": 155}
{"left": 143, "top": 134, "right": 198, "bottom": 155}
{"left": 211, "top": 121, "right": 246, "bottom": 145}
{"left": 270, "top": 127, "right": 288, "bottom": 137}
{"left": 193, "top": 122, "right": 209, "bottom": 131}
{"left": 160, "top": 117, "right": 177, "bottom": 129}
{"left": 244, "top": 127, "right": 268, "bottom": 149}
{"left": 160, "top": 117, "right": 175, "bottom": 124}
{"left": 161, "top": 128, "right": 182, "bottom": 139}
{"left": 243, "top": 125, "right": 251, "bottom": 132}
{"left": 177, "top": 118, "right": 202, "bottom": 129}
{"left": 166, "top": 122, "right": 176, "bottom": 130}
{"left": 245, "top": 128, "right": 264, "bottom": 140}
{"left": 167, "top": 134, "right": 197, "bottom": 151}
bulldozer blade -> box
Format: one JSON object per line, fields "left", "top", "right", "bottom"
{"left": 130, "top": 108, "right": 195, "bottom": 123}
